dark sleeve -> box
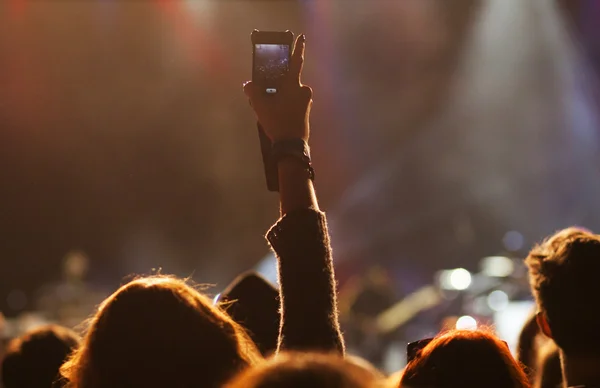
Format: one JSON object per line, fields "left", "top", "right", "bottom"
{"left": 266, "top": 207, "right": 345, "bottom": 354}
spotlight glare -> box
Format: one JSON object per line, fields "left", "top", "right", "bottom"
{"left": 487, "top": 290, "right": 510, "bottom": 312}
{"left": 481, "top": 256, "right": 514, "bottom": 277}
{"left": 456, "top": 315, "right": 478, "bottom": 330}
{"left": 449, "top": 268, "right": 472, "bottom": 290}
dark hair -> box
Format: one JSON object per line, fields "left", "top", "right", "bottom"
{"left": 526, "top": 227, "right": 600, "bottom": 356}
{"left": 225, "top": 352, "right": 380, "bottom": 388}
{"left": 2, "top": 325, "right": 80, "bottom": 388}
{"left": 400, "top": 329, "right": 530, "bottom": 388}
{"left": 60, "top": 275, "right": 261, "bottom": 388}
{"left": 220, "top": 272, "right": 280, "bottom": 356}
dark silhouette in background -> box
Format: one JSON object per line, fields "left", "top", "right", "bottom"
{"left": 220, "top": 272, "right": 280, "bottom": 357}
{"left": 1, "top": 325, "right": 80, "bottom": 388}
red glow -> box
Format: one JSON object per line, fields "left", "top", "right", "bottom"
{"left": 8, "top": 0, "right": 27, "bottom": 19}
{"left": 153, "top": 0, "right": 227, "bottom": 74}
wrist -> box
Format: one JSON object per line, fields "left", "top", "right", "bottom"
{"left": 269, "top": 124, "right": 309, "bottom": 143}
{"left": 277, "top": 158, "right": 318, "bottom": 215}
{"left": 271, "top": 134, "right": 309, "bottom": 143}
{"left": 278, "top": 158, "right": 311, "bottom": 174}
{"left": 271, "top": 139, "right": 315, "bottom": 182}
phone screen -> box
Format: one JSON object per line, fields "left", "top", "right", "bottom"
{"left": 253, "top": 43, "right": 290, "bottom": 94}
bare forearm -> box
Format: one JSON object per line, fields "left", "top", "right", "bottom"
{"left": 278, "top": 159, "right": 319, "bottom": 216}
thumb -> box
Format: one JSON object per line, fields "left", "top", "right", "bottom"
{"left": 243, "top": 80, "right": 255, "bottom": 98}
{"left": 244, "top": 81, "right": 264, "bottom": 107}
{"left": 300, "top": 85, "right": 313, "bottom": 101}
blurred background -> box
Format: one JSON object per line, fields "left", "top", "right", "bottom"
{"left": 1, "top": 0, "right": 600, "bottom": 369}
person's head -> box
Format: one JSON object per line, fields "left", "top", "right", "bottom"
{"left": 400, "top": 329, "right": 530, "bottom": 388}
{"left": 225, "top": 352, "right": 381, "bottom": 388}
{"left": 219, "top": 272, "right": 280, "bottom": 356}
{"left": 526, "top": 227, "right": 600, "bottom": 357}
{"left": 60, "top": 275, "right": 261, "bottom": 388}
{"left": 1, "top": 325, "right": 80, "bottom": 388}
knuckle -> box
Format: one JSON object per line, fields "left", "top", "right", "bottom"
{"left": 302, "top": 85, "right": 313, "bottom": 99}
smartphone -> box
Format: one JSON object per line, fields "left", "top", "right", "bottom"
{"left": 251, "top": 30, "right": 294, "bottom": 191}
{"left": 251, "top": 30, "right": 294, "bottom": 94}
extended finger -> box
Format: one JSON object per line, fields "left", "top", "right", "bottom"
{"left": 290, "top": 34, "right": 306, "bottom": 85}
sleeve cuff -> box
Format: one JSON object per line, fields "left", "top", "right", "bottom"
{"left": 266, "top": 207, "right": 328, "bottom": 253}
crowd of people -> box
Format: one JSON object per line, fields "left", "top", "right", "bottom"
{"left": 1, "top": 34, "right": 598, "bottom": 388}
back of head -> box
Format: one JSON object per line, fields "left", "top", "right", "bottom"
{"left": 344, "top": 354, "right": 385, "bottom": 381}
{"left": 225, "top": 352, "right": 381, "bottom": 388}
{"left": 220, "top": 272, "right": 280, "bottom": 356}
{"left": 2, "top": 325, "right": 80, "bottom": 388}
{"left": 61, "top": 275, "right": 260, "bottom": 388}
{"left": 400, "top": 329, "right": 530, "bottom": 388}
{"left": 526, "top": 227, "right": 600, "bottom": 356}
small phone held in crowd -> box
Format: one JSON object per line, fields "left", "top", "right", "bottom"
{"left": 252, "top": 30, "right": 294, "bottom": 94}
{"left": 251, "top": 30, "right": 294, "bottom": 192}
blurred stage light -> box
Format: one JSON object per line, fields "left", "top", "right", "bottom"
{"left": 182, "top": 0, "right": 214, "bottom": 23}
{"left": 450, "top": 269, "right": 472, "bottom": 290}
{"left": 439, "top": 268, "right": 472, "bottom": 290}
{"left": 487, "top": 290, "right": 509, "bottom": 312}
{"left": 182, "top": 0, "right": 213, "bottom": 13}
{"left": 255, "top": 252, "right": 278, "bottom": 287}
{"left": 0, "top": 312, "right": 5, "bottom": 337}
{"left": 473, "top": 296, "right": 491, "bottom": 315}
{"left": 503, "top": 231, "right": 524, "bottom": 251}
{"left": 481, "top": 256, "right": 514, "bottom": 277}
{"left": 456, "top": 315, "right": 477, "bottom": 330}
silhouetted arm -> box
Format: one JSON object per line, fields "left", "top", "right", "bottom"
{"left": 266, "top": 160, "right": 345, "bottom": 354}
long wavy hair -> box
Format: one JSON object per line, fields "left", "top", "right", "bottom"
{"left": 60, "top": 275, "right": 261, "bottom": 388}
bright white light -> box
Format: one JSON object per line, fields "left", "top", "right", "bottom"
{"left": 255, "top": 253, "right": 279, "bottom": 287}
{"left": 449, "top": 268, "right": 472, "bottom": 290}
{"left": 487, "top": 290, "right": 510, "bottom": 312}
{"left": 481, "top": 256, "right": 514, "bottom": 277}
{"left": 212, "top": 293, "right": 221, "bottom": 305}
{"left": 456, "top": 315, "right": 478, "bottom": 330}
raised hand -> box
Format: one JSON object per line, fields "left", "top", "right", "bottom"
{"left": 244, "top": 34, "right": 313, "bottom": 142}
